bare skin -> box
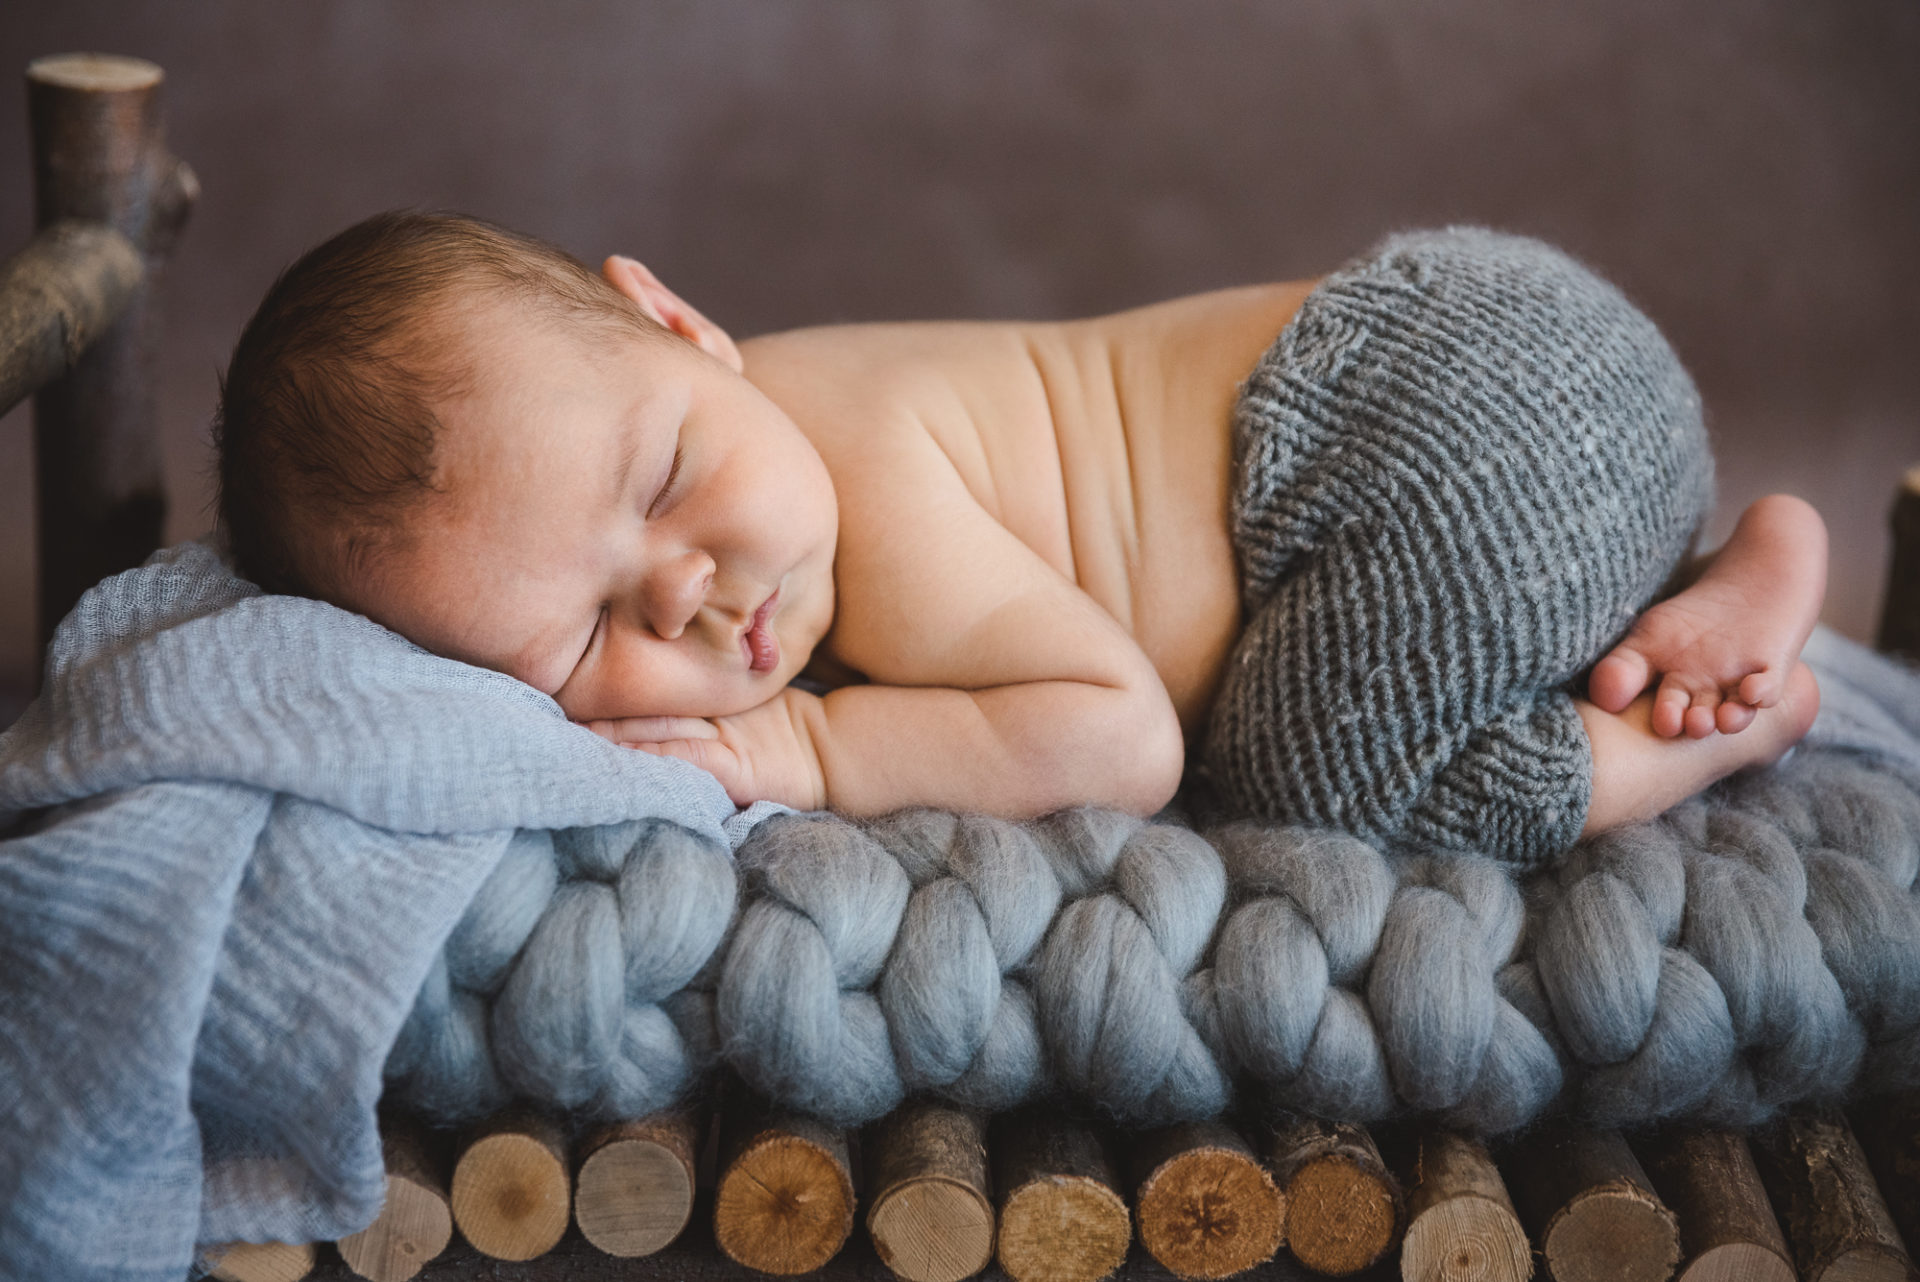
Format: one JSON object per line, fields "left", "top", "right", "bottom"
{"left": 343, "top": 255, "right": 1827, "bottom": 837}
{"left": 1588, "top": 493, "right": 1828, "bottom": 738}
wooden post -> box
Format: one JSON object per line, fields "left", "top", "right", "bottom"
{"left": 1751, "top": 1111, "right": 1920, "bottom": 1282}
{"left": 1262, "top": 1112, "right": 1403, "bottom": 1276}
{"left": 990, "top": 1108, "right": 1131, "bottom": 1282}
{"left": 1128, "top": 1118, "right": 1284, "bottom": 1279}
{"left": 0, "top": 220, "right": 143, "bottom": 417}
{"left": 572, "top": 1106, "right": 704, "bottom": 1258}
{"left": 712, "top": 1085, "right": 856, "bottom": 1275}
{"left": 447, "top": 1106, "right": 572, "bottom": 1262}
{"left": 1882, "top": 466, "right": 1920, "bottom": 661}
{"left": 863, "top": 1100, "right": 996, "bottom": 1282}
{"left": 1503, "top": 1123, "right": 1680, "bottom": 1282}
{"left": 203, "top": 1240, "right": 316, "bottom": 1282}
{"left": 1852, "top": 1093, "right": 1920, "bottom": 1262}
{"left": 26, "top": 53, "right": 196, "bottom": 655}
{"left": 1396, "top": 1129, "right": 1531, "bottom": 1282}
{"left": 333, "top": 1112, "right": 453, "bottom": 1282}
{"left": 1636, "top": 1129, "right": 1794, "bottom": 1282}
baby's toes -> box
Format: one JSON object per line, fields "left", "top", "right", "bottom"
{"left": 1651, "top": 675, "right": 1695, "bottom": 739}
{"left": 1683, "top": 687, "right": 1724, "bottom": 740}
{"left": 1716, "top": 698, "right": 1757, "bottom": 735}
{"left": 1737, "top": 667, "right": 1784, "bottom": 709}
{"left": 1589, "top": 647, "right": 1653, "bottom": 713}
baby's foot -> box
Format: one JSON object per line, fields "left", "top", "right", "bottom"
{"left": 1588, "top": 494, "right": 1827, "bottom": 739}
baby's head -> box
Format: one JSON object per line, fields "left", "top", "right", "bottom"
{"left": 215, "top": 210, "right": 838, "bottom": 721}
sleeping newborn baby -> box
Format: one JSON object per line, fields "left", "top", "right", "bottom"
{"left": 214, "top": 211, "right": 1826, "bottom": 862}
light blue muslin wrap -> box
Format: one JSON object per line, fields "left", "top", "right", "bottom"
{"left": 0, "top": 538, "right": 776, "bottom": 1282}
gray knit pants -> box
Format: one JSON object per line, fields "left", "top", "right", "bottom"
{"left": 1202, "top": 228, "right": 1713, "bottom": 863}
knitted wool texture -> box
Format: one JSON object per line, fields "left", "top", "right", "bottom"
{"left": 385, "top": 744, "right": 1920, "bottom": 1136}
{"left": 1205, "top": 228, "right": 1713, "bottom": 862}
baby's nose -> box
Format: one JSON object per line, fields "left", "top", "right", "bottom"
{"left": 647, "top": 552, "right": 715, "bottom": 641}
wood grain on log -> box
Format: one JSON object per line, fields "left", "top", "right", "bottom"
{"left": 991, "top": 1108, "right": 1131, "bottom": 1282}
{"left": 572, "top": 1107, "right": 702, "bottom": 1258}
{"left": 0, "top": 220, "right": 142, "bottom": 417}
{"left": 448, "top": 1107, "right": 572, "bottom": 1262}
{"left": 1263, "top": 1113, "right": 1403, "bottom": 1277}
{"left": 863, "top": 1100, "right": 995, "bottom": 1282}
{"left": 1751, "top": 1111, "right": 1920, "bottom": 1282}
{"left": 205, "top": 1239, "right": 317, "bottom": 1282}
{"left": 26, "top": 52, "right": 196, "bottom": 654}
{"left": 712, "top": 1087, "right": 856, "bottom": 1276}
{"left": 333, "top": 1111, "right": 453, "bottom": 1282}
{"left": 1636, "top": 1129, "right": 1793, "bottom": 1282}
{"left": 1504, "top": 1123, "right": 1679, "bottom": 1282}
{"left": 1128, "top": 1119, "right": 1283, "bottom": 1280}
{"left": 1396, "top": 1129, "right": 1530, "bottom": 1282}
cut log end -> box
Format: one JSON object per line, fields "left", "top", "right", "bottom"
{"left": 448, "top": 1129, "right": 570, "bottom": 1263}
{"left": 204, "top": 1240, "right": 317, "bottom": 1282}
{"left": 1544, "top": 1181, "right": 1681, "bottom": 1282}
{"left": 1287, "top": 1152, "right": 1401, "bottom": 1276}
{"left": 1401, "top": 1195, "right": 1532, "bottom": 1282}
{"left": 1681, "top": 1241, "right": 1799, "bottom": 1282}
{"left": 868, "top": 1175, "right": 996, "bottom": 1282}
{"left": 713, "top": 1130, "right": 856, "bottom": 1275}
{"left": 1136, "top": 1145, "right": 1284, "bottom": 1279}
{"left": 27, "top": 53, "right": 163, "bottom": 92}
{"left": 1818, "top": 1245, "right": 1920, "bottom": 1282}
{"left": 998, "top": 1177, "right": 1132, "bottom": 1282}
{"left": 574, "top": 1131, "right": 697, "bottom": 1258}
{"left": 335, "top": 1174, "right": 452, "bottom": 1282}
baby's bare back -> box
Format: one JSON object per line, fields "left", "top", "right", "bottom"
{"left": 739, "top": 280, "right": 1313, "bottom": 739}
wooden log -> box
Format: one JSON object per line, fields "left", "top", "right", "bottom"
{"left": 1396, "top": 1129, "right": 1531, "bottom": 1282}
{"left": 447, "top": 1106, "right": 571, "bottom": 1262}
{"left": 1262, "top": 1113, "right": 1402, "bottom": 1277}
{"left": 334, "top": 1112, "right": 453, "bottom": 1282}
{"left": 863, "top": 1100, "right": 995, "bottom": 1282}
{"left": 0, "top": 220, "right": 143, "bottom": 417}
{"left": 990, "top": 1108, "right": 1131, "bottom": 1282}
{"left": 26, "top": 52, "right": 196, "bottom": 653}
{"left": 1751, "top": 1110, "right": 1920, "bottom": 1282}
{"left": 1882, "top": 465, "right": 1920, "bottom": 662}
{"left": 712, "top": 1086, "right": 856, "bottom": 1275}
{"left": 572, "top": 1106, "right": 703, "bottom": 1258}
{"left": 1852, "top": 1092, "right": 1920, "bottom": 1263}
{"left": 1635, "top": 1129, "right": 1793, "bottom": 1282}
{"left": 1503, "top": 1122, "right": 1679, "bottom": 1282}
{"left": 1128, "top": 1118, "right": 1284, "bottom": 1280}
{"left": 204, "top": 1240, "right": 316, "bottom": 1282}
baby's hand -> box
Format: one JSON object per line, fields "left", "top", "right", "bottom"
{"left": 584, "top": 687, "right": 828, "bottom": 811}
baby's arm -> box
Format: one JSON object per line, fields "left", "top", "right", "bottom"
{"left": 605, "top": 421, "right": 1187, "bottom": 818}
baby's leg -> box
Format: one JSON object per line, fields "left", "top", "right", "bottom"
{"left": 1577, "top": 661, "right": 1819, "bottom": 836}
{"left": 1588, "top": 494, "right": 1827, "bottom": 739}
{"left": 1207, "top": 228, "right": 1719, "bottom": 862}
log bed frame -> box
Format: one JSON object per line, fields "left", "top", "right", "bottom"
{"left": 6, "top": 53, "right": 1920, "bottom": 1282}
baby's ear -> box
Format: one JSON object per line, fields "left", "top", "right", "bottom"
{"left": 601, "top": 255, "right": 743, "bottom": 372}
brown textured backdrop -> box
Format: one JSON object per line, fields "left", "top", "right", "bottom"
{"left": 3, "top": 1, "right": 1916, "bottom": 712}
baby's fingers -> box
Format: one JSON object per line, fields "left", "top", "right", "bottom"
{"left": 583, "top": 715, "right": 718, "bottom": 746}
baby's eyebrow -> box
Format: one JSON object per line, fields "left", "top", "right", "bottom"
{"left": 609, "top": 428, "right": 643, "bottom": 507}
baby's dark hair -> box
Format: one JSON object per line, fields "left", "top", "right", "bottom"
{"left": 213, "top": 209, "right": 664, "bottom": 597}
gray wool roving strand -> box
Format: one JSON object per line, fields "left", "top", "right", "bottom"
{"left": 383, "top": 742, "right": 1920, "bottom": 1137}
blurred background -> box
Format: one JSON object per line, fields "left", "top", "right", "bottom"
{"left": 3, "top": 0, "right": 1916, "bottom": 718}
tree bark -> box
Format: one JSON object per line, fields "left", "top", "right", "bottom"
{"left": 27, "top": 52, "right": 196, "bottom": 658}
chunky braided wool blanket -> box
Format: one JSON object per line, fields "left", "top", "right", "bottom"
{"left": 388, "top": 630, "right": 1920, "bottom": 1138}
